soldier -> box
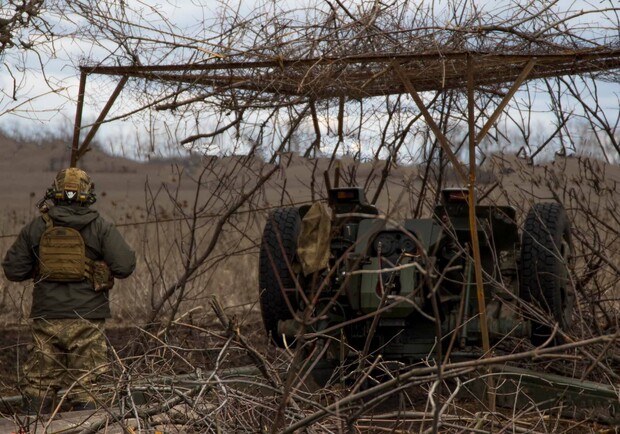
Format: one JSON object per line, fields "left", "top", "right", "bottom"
{"left": 2, "top": 167, "right": 136, "bottom": 413}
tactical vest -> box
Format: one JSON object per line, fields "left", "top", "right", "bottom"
{"left": 38, "top": 213, "right": 94, "bottom": 282}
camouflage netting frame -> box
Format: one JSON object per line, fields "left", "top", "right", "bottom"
{"left": 83, "top": 49, "right": 620, "bottom": 102}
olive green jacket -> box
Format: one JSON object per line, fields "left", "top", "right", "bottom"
{"left": 2, "top": 205, "right": 136, "bottom": 319}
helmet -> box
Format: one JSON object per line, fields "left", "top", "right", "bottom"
{"left": 46, "top": 167, "right": 96, "bottom": 205}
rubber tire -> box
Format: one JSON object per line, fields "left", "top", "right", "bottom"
{"left": 520, "top": 202, "right": 574, "bottom": 345}
{"left": 258, "top": 208, "right": 301, "bottom": 347}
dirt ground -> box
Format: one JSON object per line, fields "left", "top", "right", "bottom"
{"left": 0, "top": 312, "right": 268, "bottom": 400}
{"left": 1, "top": 322, "right": 614, "bottom": 433}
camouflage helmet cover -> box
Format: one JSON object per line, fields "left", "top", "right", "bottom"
{"left": 48, "top": 167, "right": 96, "bottom": 204}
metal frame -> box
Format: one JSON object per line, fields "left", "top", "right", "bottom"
{"left": 71, "top": 48, "right": 620, "bottom": 168}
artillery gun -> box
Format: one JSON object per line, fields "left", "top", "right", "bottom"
{"left": 258, "top": 186, "right": 574, "bottom": 368}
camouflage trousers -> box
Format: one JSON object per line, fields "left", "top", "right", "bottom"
{"left": 21, "top": 318, "right": 108, "bottom": 406}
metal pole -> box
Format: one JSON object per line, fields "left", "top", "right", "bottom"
{"left": 70, "top": 71, "right": 87, "bottom": 167}
{"left": 75, "top": 75, "right": 129, "bottom": 162}
{"left": 476, "top": 58, "right": 537, "bottom": 144}
{"left": 467, "top": 53, "right": 495, "bottom": 413}
{"left": 392, "top": 62, "right": 468, "bottom": 184}
{"left": 466, "top": 55, "right": 490, "bottom": 355}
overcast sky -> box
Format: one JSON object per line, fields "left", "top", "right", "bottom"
{"left": 1, "top": 0, "right": 618, "bottom": 160}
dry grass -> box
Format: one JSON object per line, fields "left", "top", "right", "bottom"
{"left": 2, "top": 134, "right": 620, "bottom": 432}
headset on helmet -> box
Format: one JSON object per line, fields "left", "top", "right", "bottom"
{"left": 45, "top": 167, "right": 96, "bottom": 205}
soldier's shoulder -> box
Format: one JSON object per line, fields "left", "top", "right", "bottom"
{"left": 92, "top": 213, "right": 122, "bottom": 233}
{"left": 25, "top": 214, "right": 48, "bottom": 232}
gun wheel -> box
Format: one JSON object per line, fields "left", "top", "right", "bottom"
{"left": 258, "top": 207, "right": 301, "bottom": 347}
{"left": 520, "top": 202, "right": 574, "bottom": 345}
